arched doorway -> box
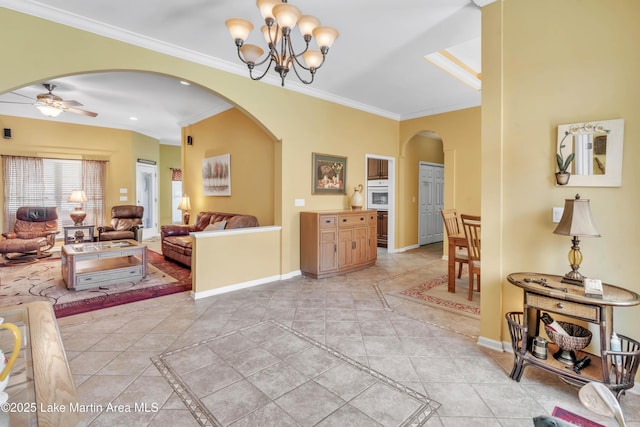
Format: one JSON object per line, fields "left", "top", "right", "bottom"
{"left": 403, "top": 131, "right": 444, "bottom": 247}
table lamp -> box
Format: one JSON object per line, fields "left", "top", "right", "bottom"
{"left": 553, "top": 194, "right": 600, "bottom": 285}
{"left": 177, "top": 194, "right": 191, "bottom": 225}
{"left": 67, "top": 190, "right": 88, "bottom": 226}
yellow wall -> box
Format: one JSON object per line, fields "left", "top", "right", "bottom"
{"left": 483, "top": 0, "right": 640, "bottom": 343}
{"left": 192, "top": 227, "right": 282, "bottom": 296}
{"left": 0, "top": 9, "right": 399, "bottom": 278}
{"left": 183, "top": 108, "right": 275, "bottom": 227}
{"left": 399, "top": 107, "right": 481, "bottom": 248}
{"left": 0, "top": 114, "right": 158, "bottom": 226}
{"left": 159, "top": 145, "right": 181, "bottom": 227}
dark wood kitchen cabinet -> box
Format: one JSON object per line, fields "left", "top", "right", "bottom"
{"left": 367, "top": 158, "right": 388, "bottom": 180}
{"left": 377, "top": 210, "right": 388, "bottom": 248}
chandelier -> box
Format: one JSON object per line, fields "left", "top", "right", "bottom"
{"left": 225, "top": 0, "right": 339, "bottom": 86}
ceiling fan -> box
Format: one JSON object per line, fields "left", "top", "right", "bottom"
{"left": 0, "top": 83, "right": 98, "bottom": 118}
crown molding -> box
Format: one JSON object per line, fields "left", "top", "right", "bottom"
{"left": 471, "top": 0, "right": 497, "bottom": 7}
{"left": 1, "top": 0, "right": 401, "bottom": 120}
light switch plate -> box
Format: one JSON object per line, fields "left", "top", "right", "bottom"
{"left": 552, "top": 207, "right": 564, "bottom": 223}
{"left": 120, "top": 196, "right": 128, "bottom": 201}
{"left": 120, "top": 188, "right": 128, "bottom": 194}
{"left": 294, "top": 198, "right": 305, "bottom": 207}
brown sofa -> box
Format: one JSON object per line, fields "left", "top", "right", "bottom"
{"left": 160, "top": 211, "right": 259, "bottom": 267}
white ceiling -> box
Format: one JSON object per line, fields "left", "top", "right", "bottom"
{"left": 0, "top": 0, "right": 482, "bottom": 146}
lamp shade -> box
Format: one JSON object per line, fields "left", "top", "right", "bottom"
{"left": 177, "top": 195, "right": 191, "bottom": 211}
{"left": 67, "top": 190, "right": 88, "bottom": 203}
{"left": 36, "top": 104, "right": 63, "bottom": 117}
{"left": 225, "top": 18, "right": 253, "bottom": 42}
{"left": 553, "top": 195, "right": 600, "bottom": 237}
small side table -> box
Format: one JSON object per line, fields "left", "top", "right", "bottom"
{"left": 63, "top": 225, "right": 95, "bottom": 244}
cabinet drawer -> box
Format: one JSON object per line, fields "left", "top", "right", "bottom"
{"left": 319, "top": 215, "right": 337, "bottom": 228}
{"left": 338, "top": 214, "right": 367, "bottom": 227}
{"left": 76, "top": 265, "right": 144, "bottom": 285}
{"left": 526, "top": 293, "right": 600, "bottom": 322}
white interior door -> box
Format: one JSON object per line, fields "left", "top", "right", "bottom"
{"left": 171, "top": 181, "right": 183, "bottom": 224}
{"left": 418, "top": 162, "right": 444, "bottom": 245}
{"left": 136, "top": 162, "right": 158, "bottom": 239}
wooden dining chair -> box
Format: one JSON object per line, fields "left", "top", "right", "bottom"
{"left": 461, "top": 214, "right": 481, "bottom": 301}
{"left": 440, "top": 209, "right": 468, "bottom": 278}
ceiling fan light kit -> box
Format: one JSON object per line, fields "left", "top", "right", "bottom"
{"left": 226, "top": 0, "right": 338, "bottom": 87}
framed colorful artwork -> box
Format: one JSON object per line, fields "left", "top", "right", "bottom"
{"left": 312, "top": 153, "right": 346, "bottom": 194}
{"left": 202, "top": 154, "right": 231, "bottom": 196}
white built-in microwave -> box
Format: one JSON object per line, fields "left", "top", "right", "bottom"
{"left": 367, "top": 179, "right": 389, "bottom": 210}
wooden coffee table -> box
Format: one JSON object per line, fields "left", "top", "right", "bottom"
{"left": 61, "top": 239, "right": 147, "bottom": 290}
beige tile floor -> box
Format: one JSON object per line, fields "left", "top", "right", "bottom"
{"left": 56, "top": 242, "right": 640, "bottom": 426}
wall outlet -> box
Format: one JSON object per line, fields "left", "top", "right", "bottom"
{"left": 120, "top": 188, "right": 128, "bottom": 194}
{"left": 120, "top": 196, "right": 128, "bottom": 201}
{"left": 552, "top": 207, "right": 564, "bottom": 223}
{"left": 294, "top": 198, "right": 305, "bottom": 207}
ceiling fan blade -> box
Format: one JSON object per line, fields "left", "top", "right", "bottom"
{"left": 66, "top": 107, "right": 98, "bottom": 117}
{"left": 58, "top": 100, "right": 83, "bottom": 107}
{"left": 0, "top": 100, "right": 33, "bottom": 105}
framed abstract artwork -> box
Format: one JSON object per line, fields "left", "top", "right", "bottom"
{"left": 202, "top": 154, "right": 231, "bottom": 196}
{"left": 312, "top": 153, "right": 346, "bottom": 194}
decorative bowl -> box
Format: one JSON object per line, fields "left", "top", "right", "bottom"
{"left": 544, "top": 321, "right": 592, "bottom": 351}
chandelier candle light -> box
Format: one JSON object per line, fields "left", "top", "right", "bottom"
{"left": 226, "top": 0, "right": 339, "bottom": 86}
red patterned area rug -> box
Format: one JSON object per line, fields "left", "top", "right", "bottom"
{"left": 395, "top": 274, "right": 480, "bottom": 319}
{"left": 0, "top": 251, "right": 191, "bottom": 318}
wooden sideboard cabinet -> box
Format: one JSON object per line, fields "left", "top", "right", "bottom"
{"left": 300, "top": 210, "right": 377, "bottom": 279}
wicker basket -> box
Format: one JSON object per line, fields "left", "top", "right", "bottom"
{"left": 544, "top": 321, "right": 592, "bottom": 351}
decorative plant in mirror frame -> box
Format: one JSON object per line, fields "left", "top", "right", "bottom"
{"left": 555, "top": 130, "right": 575, "bottom": 185}
{"left": 555, "top": 119, "right": 624, "bottom": 186}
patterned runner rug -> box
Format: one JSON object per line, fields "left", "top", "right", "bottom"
{"left": 0, "top": 250, "right": 191, "bottom": 317}
{"left": 152, "top": 319, "right": 440, "bottom": 427}
{"left": 394, "top": 274, "right": 480, "bottom": 319}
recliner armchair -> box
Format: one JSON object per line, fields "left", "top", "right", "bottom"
{"left": 97, "top": 205, "right": 144, "bottom": 242}
{"left": 0, "top": 206, "right": 59, "bottom": 263}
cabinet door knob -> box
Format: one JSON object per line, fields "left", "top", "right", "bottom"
{"left": 556, "top": 303, "right": 564, "bottom": 309}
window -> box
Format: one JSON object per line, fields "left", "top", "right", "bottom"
{"left": 3, "top": 156, "right": 105, "bottom": 236}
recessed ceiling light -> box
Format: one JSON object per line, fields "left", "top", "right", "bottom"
{"left": 180, "top": 81, "right": 190, "bottom": 86}
{"left": 130, "top": 117, "right": 138, "bottom": 121}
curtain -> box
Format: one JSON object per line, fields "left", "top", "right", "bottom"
{"left": 171, "top": 168, "right": 182, "bottom": 181}
{"left": 2, "top": 155, "right": 45, "bottom": 230}
{"left": 82, "top": 160, "right": 107, "bottom": 228}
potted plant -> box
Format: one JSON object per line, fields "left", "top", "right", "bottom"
{"left": 555, "top": 130, "right": 574, "bottom": 185}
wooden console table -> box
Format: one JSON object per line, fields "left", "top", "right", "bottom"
{"left": 0, "top": 301, "right": 81, "bottom": 426}
{"left": 506, "top": 272, "right": 640, "bottom": 397}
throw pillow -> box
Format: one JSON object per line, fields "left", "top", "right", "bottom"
{"left": 204, "top": 220, "right": 226, "bottom": 231}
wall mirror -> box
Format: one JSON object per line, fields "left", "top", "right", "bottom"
{"left": 556, "top": 118, "right": 624, "bottom": 187}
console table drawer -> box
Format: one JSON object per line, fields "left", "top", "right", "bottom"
{"left": 526, "top": 293, "right": 599, "bottom": 322}
{"left": 338, "top": 214, "right": 367, "bottom": 226}
{"left": 76, "top": 265, "right": 144, "bottom": 286}
{"left": 319, "top": 215, "right": 337, "bottom": 228}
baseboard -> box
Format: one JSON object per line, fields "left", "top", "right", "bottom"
{"left": 393, "top": 244, "right": 419, "bottom": 253}
{"left": 191, "top": 270, "right": 302, "bottom": 300}
{"left": 477, "top": 335, "right": 506, "bottom": 352}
